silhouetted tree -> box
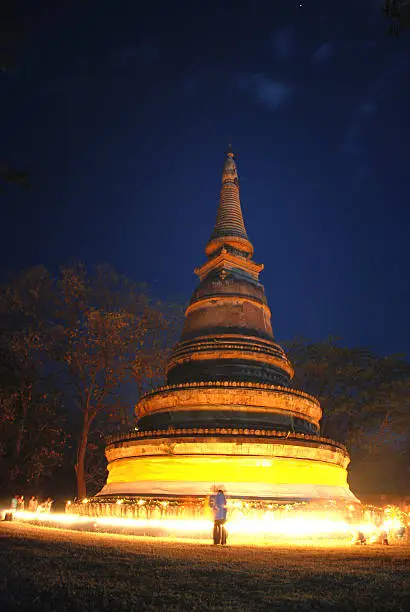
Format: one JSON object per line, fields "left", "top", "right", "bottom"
{"left": 286, "top": 337, "right": 410, "bottom": 458}
{"left": 56, "top": 264, "right": 171, "bottom": 498}
{"left": 0, "top": 166, "right": 30, "bottom": 193}
{"left": 0, "top": 263, "right": 179, "bottom": 497}
{"left": 382, "top": 0, "right": 410, "bottom": 36}
{"left": 0, "top": 267, "right": 66, "bottom": 492}
{"left": 0, "top": 2, "right": 31, "bottom": 192}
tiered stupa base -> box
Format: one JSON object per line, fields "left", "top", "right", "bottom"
{"left": 98, "top": 428, "right": 357, "bottom": 503}
{"left": 96, "top": 408, "right": 358, "bottom": 511}
{"left": 68, "top": 425, "right": 359, "bottom": 538}
{"left": 96, "top": 381, "right": 358, "bottom": 507}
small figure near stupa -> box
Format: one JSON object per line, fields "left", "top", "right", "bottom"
{"left": 16, "top": 496, "right": 25, "bottom": 511}
{"left": 353, "top": 531, "right": 366, "bottom": 545}
{"left": 211, "top": 489, "right": 228, "bottom": 545}
{"left": 27, "top": 496, "right": 38, "bottom": 512}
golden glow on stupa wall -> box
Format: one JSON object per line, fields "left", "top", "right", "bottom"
{"left": 102, "top": 431, "right": 352, "bottom": 500}
{"left": 95, "top": 150, "right": 358, "bottom": 506}
{"left": 106, "top": 455, "right": 349, "bottom": 490}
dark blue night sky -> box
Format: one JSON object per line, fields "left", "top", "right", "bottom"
{"left": 2, "top": 0, "right": 410, "bottom": 357}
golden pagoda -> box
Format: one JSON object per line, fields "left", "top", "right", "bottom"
{"left": 98, "top": 151, "right": 358, "bottom": 505}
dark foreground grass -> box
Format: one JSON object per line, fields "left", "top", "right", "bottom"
{"left": 0, "top": 523, "right": 409, "bottom": 612}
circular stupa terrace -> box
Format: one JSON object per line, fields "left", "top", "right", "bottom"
{"left": 98, "top": 380, "right": 355, "bottom": 503}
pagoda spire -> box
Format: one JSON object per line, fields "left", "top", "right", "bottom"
{"left": 206, "top": 150, "right": 254, "bottom": 258}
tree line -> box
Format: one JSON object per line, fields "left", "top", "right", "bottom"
{"left": 0, "top": 263, "right": 180, "bottom": 499}
{"left": 287, "top": 338, "right": 410, "bottom": 496}
{"left": 0, "top": 264, "right": 409, "bottom": 500}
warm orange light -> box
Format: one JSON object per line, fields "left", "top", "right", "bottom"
{"left": 106, "top": 455, "right": 349, "bottom": 488}
{"left": 136, "top": 383, "right": 320, "bottom": 425}
{"left": 7, "top": 509, "right": 406, "bottom": 544}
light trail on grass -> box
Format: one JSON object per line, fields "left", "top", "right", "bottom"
{"left": 3, "top": 509, "right": 400, "bottom": 544}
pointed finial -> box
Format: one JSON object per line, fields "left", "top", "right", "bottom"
{"left": 222, "top": 147, "right": 238, "bottom": 184}
{"left": 205, "top": 148, "right": 254, "bottom": 258}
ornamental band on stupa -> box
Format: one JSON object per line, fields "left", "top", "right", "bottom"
{"left": 98, "top": 150, "right": 358, "bottom": 503}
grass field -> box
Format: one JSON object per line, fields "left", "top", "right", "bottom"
{"left": 1, "top": 522, "right": 409, "bottom": 611}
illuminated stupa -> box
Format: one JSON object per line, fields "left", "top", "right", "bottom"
{"left": 98, "top": 151, "right": 358, "bottom": 504}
